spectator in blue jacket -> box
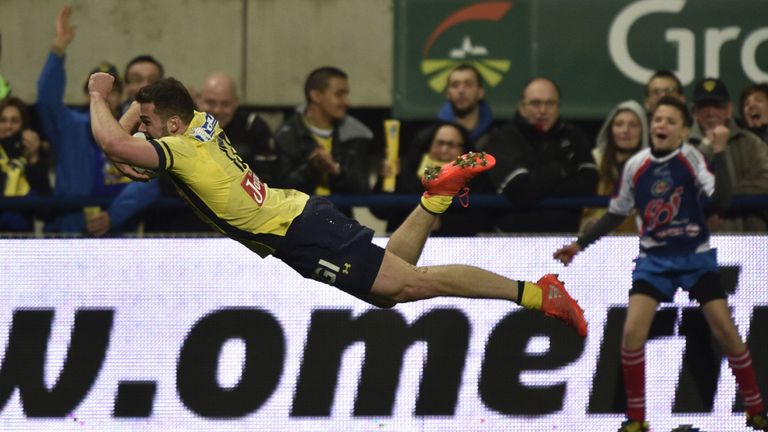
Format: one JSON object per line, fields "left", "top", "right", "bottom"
{"left": 36, "top": 5, "right": 134, "bottom": 234}
{"left": 437, "top": 63, "right": 497, "bottom": 149}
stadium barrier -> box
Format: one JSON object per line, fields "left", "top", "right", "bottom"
{"left": 2, "top": 194, "right": 768, "bottom": 210}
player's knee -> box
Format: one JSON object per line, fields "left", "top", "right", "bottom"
{"left": 710, "top": 321, "right": 743, "bottom": 350}
{"left": 622, "top": 324, "right": 648, "bottom": 349}
{"left": 390, "top": 280, "right": 436, "bottom": 303}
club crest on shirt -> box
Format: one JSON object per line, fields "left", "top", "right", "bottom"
{"left": 651, "top": 179, "right": 671, "bottom": 196}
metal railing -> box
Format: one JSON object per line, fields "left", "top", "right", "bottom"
{"left": 3, "top": 194, "right": 768, "bottom": 210}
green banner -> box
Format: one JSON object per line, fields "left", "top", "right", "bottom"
{"left": 394, "top": 0, "right": 768, "bottom": 119}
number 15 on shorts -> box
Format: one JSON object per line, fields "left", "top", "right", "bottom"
{"left": 313, "top": 259, "right": 340, "bottom": 285}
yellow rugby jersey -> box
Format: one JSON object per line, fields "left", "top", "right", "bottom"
{"left": 150, "top": 111, "right": 309, "bottom": 257}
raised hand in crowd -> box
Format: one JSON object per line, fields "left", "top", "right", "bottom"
{"left": 52, "top": 5, "right": 76, "bottom": 55}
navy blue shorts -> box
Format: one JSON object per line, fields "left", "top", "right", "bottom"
{"left": 273, "top": 197, "right": 385, "bottom": 295}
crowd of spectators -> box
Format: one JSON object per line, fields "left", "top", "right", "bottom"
{"left": 1, "top": 5, "right": 768, "bottom": 237}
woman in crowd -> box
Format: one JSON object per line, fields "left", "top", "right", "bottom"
{"left": 581, "top": 100, "right": 648, "bottom": 233}
{"left": 373, "top": 120, "right": 491, "bottom": 235}
{"left": 0, "top": 97, "right": 52, "bottom": 231}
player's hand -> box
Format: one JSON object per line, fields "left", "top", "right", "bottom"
{"left": 88, "top": 72, "right": 115, "bottom": 99}
{"left": 553, "top": 242, "right": 582, "bottom": 266}
{"left": 53, "top": 5, "right": 76, "bottom": 53}
{"left": 707, "top": 125, "right": 729, "bottom": 154}
{"left": 112, "top": 161, "right": 152, "bottom": 182}
{"left": 86, "top": 212, "right": 111, "bottom": 237}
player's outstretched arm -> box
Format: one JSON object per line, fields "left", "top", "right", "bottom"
{"left": 555, "top": 212, "right": 626, "bottom": 265}
{"left": 553, "top": 242, "right": 582, "bottom": 266}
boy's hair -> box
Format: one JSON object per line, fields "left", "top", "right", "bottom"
{"left": 654, "top": 95, "right": 691, "bottom": 127}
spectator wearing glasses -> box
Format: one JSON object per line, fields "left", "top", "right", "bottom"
{"left": 643, "top": 70, "right": 685, "bottom": 115}
{"left": 483, "top": 77, "right": 597, "bottom": 233}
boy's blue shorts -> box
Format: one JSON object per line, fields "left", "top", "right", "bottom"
{"left": 632, "top": 249, "right": 718, "bottom": 302}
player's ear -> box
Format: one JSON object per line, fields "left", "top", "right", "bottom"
{"left": 167, "top": 116, "right": 181, "bottom": 134}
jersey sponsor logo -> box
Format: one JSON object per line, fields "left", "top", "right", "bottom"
{"left": 644, "top": 186, "right": 683, "bottom": 230}
{"left": 241, "top": 170, "right": 266, "bottom": 206}
{"left": 655, "top": 226, "right": 685, "bottom": 239}
{"left": 654, "top": 165, "right": 672, "bottom": 177}
{"left": 686, "top": 223, "right": 701, "bottom": 237}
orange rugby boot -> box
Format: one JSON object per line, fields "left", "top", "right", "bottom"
{"left": 421, "top": 152, "right": 496, "bottom": 207}
{"left": 537, "top": 274, "right": 588, "bottom": 337}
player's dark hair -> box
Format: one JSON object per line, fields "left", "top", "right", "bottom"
{"left": 654, "top": 95, "right": 692, "bottom": 127}
{"left": 645, "top": 70, "right": 683, "bottom": 96}
{"left": 124, "top": 55, "right": 165, "bottom": 83}
{"left": 446, "top": 63, "right": 485, "bottom": 89}
{"left": 135, "top": 77, "right": 194, "bottom": 124}
{"left": 304, "top": 66, "right": 347, "bottom": 103}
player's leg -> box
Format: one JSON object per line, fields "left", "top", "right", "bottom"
{"left": 385, "top": 206, "right": 434, "bottom": 266}
{"left": 617, "top": 283, "right": 661, "bottom": 432}
{"left": 700, "top": 298, "right": 745, "bottom": 353}
{"left": 691, "top": 273, "right": 767, "bottom": 429}
{"left": 385, "top": 151, "right": 494, "bottom": 265}
{"left": 369, "top": 250, "right": 587, "bottom": 336}
{"left": 622, "top": 291, "right": 659, "bottom": 350}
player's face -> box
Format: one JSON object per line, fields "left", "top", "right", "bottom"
{"left": 428, "top": 125, "right": 464, "bottom": 163}
{"left": 651, "top": 104, "right": 689, "bottom": 151}
{"left": 611, "top": 110, "right": 642, "bottom": 152}
{"left": 314, "top": 77, "right": 349, "bottom": 122}
{"left": 519, "top": 79, "right": 559, "bottom": 133}
{"left": 446, "top": 69, "right": 484, "bottom": 116}
{"left": 0, "top": 105, "right": 22, "bottom": 139}
{"left": 743, "top": 90, "right": 768, "bottom": 128}
{"left": 199, "top": 86, "right": 237, "bottom": 128}
{"left": 125, "top": 62, "right": 162, "bottom": 99}
{"left": 138, "top": 102, "right": 170, "bottom": 139}
{"left": 694, "top": 101, "right": 732, "bottom": 133}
